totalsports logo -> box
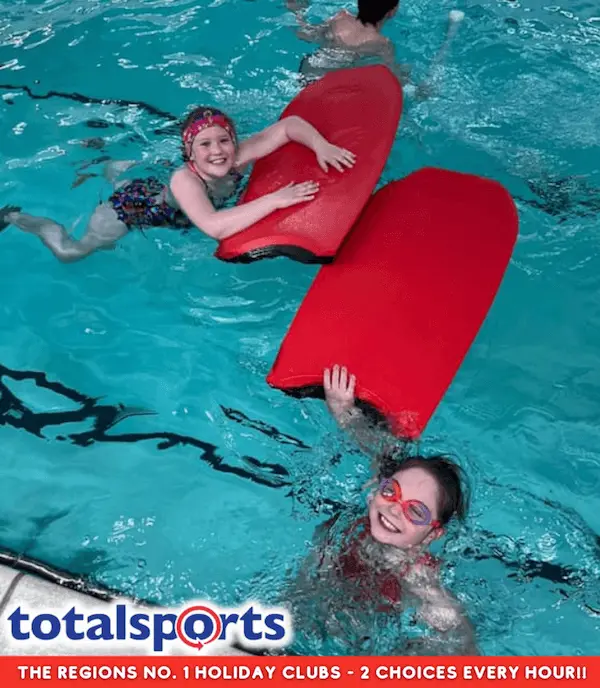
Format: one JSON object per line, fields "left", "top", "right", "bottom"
{"left": 4, "top": 601, "right": 292, "bottom": 653}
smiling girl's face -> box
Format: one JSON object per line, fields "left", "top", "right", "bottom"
{"left": 190, "top": 125, "right": 236, "bottom": 179}
{"left": 368, "top": 466, "right": 442, "bottom": 549}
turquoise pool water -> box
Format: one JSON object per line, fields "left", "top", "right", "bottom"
{"left": 1, "top": 0, "right": 599, "bottom": 656}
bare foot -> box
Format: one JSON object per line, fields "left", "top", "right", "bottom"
{"left": 0, "top": 205, "right": 21, "bottom": 232}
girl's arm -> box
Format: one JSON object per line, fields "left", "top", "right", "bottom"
{"left": 170, "top": 169, "right": 318, "bottom": 241}
{"left": 323, "top": 365, "right": 397, "bottom": 463}
{"left": 403, "top": 565, "right": 480, "bottom": 654}
{"left": 235, "top": 115, "right": 355, "bottom": 173}
{"left": 285, "top": 0, "right": 330, "bottom": 44}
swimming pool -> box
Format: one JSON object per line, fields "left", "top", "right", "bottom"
{"left": 1, "top": 0, "right": 599, "bottom": 655}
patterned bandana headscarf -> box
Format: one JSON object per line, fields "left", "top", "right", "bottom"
{"left": 182, "top": 108, "right": 237, "bottom": 160}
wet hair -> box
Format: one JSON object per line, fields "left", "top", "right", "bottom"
{"left": 357, "top": 0, "right": 399, "bottom": 26}
{"left": 180, "top": 105, "right": 236, "bottom": 162}
{"left": 377, "top": 451, "right": 469, "bottom": 525}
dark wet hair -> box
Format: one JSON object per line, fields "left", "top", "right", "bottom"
{"left": 378, "top": 451, "right": 469, "bottom": 525}
{"left": 357, "top": 0, "right": 399, "bottom": 26}
{"left": 180, "top": 105, "right": 236, "bottom": 162}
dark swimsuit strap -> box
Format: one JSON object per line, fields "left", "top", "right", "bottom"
{"left": 186, "top": 160, "right": 209, "bottom": 188}
{"left": 186, "top": 160, "right": 242, "bottom": 205}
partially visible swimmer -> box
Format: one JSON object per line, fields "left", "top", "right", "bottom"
{"left": 287, "top": 0, "right": 409, "bottom": 85}
{"left": 0, "top": 106, "right": 355, "bottom": 262}
{"left": 287, "top": 1, "right": 465, "bottom": 98}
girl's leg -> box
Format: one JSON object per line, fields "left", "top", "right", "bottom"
{"left": 0, "top": 203, "right": 128, "bottom": 263}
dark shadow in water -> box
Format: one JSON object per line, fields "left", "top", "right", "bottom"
{"left": 481, "top": 476, "right": 600, "bottom": 557}
{"left": 0, "top": 82, "right": 177, "bottom": 122}
{"left": 515, "top": 174, "right": 600, "bottom": 223}
{"left": 0, "top": 364, "right": 290, "bottom": 490}
{"left": 0, "top": 82, "right": 181, "bottom": 141}
{"left": 221, "top": 406, "right": 310, "bottom": 450}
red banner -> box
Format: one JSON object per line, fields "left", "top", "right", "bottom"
{"left": 0, "top": 657, "right": 596, "bottom": 688}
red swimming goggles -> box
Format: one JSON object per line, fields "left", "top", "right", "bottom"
{"left": 379, "top": 478, "right": 441, "bottom": 529}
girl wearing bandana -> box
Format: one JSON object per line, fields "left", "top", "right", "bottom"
{"left": 0, "top": 106, "right": 355, "bottom": 262}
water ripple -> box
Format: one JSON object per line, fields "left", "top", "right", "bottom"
{"left": 0, "top": 0, "right": 599, "bottom": 658}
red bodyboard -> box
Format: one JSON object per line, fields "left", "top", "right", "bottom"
{"left": 215, "top": 65, "right": 402, "bottom": 263}
{"left": 267, "top": 168, "right": 519, "bottom": 438}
